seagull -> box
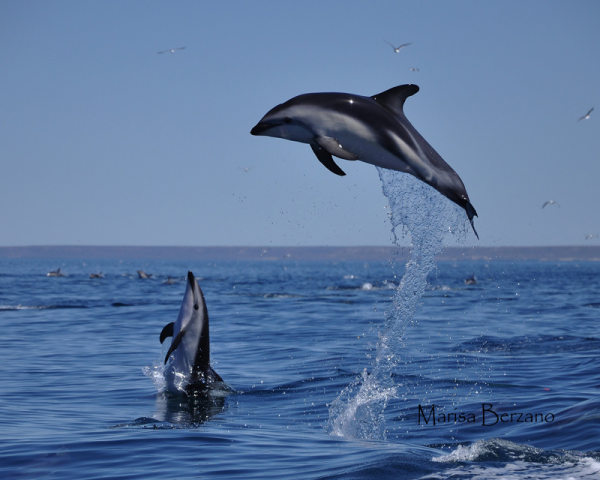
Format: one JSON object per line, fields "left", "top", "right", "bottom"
{"left": 239, "top": 167, "right": 252, "bottom": 173}
{"left": 409, "top": 67, "right": 420, "bottom": 72}
{"left": 384, "top": 40, "right": 411, "bottom": 53}
{"left": 542, "top": 200, "right": 560, "bottom": 209}
{"left": 585, "top": 234, "right": 598, "bottom": 240}
{"left": 158, "top": 47, "right": 186, "bottom": 54}
{"left": 578, "top": 107, "right": 593, "bottom": 121}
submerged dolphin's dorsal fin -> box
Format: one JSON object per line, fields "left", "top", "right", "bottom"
{"left": 160, "top": 322, "right": 174, "bottom": 344}
{"left": 371, "top": 84, "right": 419, "bottom": 118}
{"left": 164, "top": 327, "right": 186, "bottom": 364}
{"left": 310, "top": 143, "right": 346, "bottom": 176}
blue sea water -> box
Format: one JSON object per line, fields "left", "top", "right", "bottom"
{"left": 1, "top": 167, "right": 599, "bottom": 479}
{"left": 1, "top": 256, "right": 600, "bottom": 479}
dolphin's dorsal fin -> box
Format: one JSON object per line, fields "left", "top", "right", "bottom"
{"left": 164, "top": 327, "right": 186, "bottom": 364}
{"left": 310, "top": 143, "right": 346, "bottom": 176}
{"left": 160, "top": 322, "right": 174, "bottom": 344}
{"left": 371, "top": 84, "right": 419, "bottom": 118}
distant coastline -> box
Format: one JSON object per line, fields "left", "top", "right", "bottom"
{"left": 0, "top": 246, "right": 599, "bottom": 261}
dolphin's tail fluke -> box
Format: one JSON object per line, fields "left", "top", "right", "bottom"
{"left": 470, "top": 220, "right": 479, "bottom": 240}
{"left": 465, "top": 201, "right": 479, "bottom": 240}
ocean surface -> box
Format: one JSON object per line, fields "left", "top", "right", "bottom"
{"left": 1, "top": 256, "right": 599, "bottom": 479}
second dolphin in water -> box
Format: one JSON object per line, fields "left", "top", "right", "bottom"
{"left": 159, "top": 271, "right": 223, "bottom": 396}
{"left": 251, "top": 84, "right": 479, "bottom": 238}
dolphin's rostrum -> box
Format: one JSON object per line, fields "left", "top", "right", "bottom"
{"left": 160, "top": 271, "right": 223, "bottom": 395}
{"left": 251, "top": 84, "right": 479, "bottom": 238}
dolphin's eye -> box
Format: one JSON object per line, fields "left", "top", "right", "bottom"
{"left": 194, "top": 304, "right": 199, "bottom": 310}
{"left": 283, "top": 116, "right": 291, "bottom": 124}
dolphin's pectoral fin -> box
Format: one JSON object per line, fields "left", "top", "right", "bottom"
{"left": 310, "top": 144, "right": 346, "bottom": 176}
{"left": 464, "top": 201, "right": 479, "bottom": 240}
{"left": 164, "top": 328, "right": 186, "bottom": 364}
{"left": 371, "top": 84, "right": 419, "bottom": 118}
{"left": 159, "top": 322, "right": 174, "bottom": 344}
{"left": 314, "top": 136, "right": 359, "bottom": 161}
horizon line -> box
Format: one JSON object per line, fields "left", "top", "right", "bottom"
{"left": 1, "top": 245, "right": 599, "bottom": 262}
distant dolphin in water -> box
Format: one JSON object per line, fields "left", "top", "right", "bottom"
{"left": 137, "top": 270, "right": 152, "bottom": 279}
{"left": 464, "top": 274, "right": 477, "bottom": 285}
{"left": 160, "top": 271, "right": 223, "bottom": 395}
{"left": 251, "top": 84, "right": 478, "bottom": 238}
{"left": 47, "top": 268, "right": 64, "bottom": 277}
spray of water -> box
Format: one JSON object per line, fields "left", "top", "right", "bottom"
{"left": 327, "top": 169, "right": 469, "bottom": 439}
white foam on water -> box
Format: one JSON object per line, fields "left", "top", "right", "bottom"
{"left": 428, "top": 459, "right": 600, "bottom": 480}
{"left": 327, "top": 170, "right": 469, "bottom": 439}
{"left": 431, "top": 438, "right": 545, "bottom": 463}
{"left": 430, "top": 439, "right": 600, "bottom": 479}
{"left": 432, "top": 441, "right": 489, "bottom": 463}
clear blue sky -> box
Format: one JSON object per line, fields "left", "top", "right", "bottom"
{"left": 1, "top": 1, "right": 598, "bottom": 247}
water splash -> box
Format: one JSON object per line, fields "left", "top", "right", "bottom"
{"left": 327, "top": 170, "right": 469, "bottom": 439}
{"left": 143, "top": 361, "right": 167, "bottom": 393}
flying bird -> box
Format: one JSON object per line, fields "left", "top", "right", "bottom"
{"left": 158, "top": 47, "right": 186, "bottom": 54}
{"left": 578, "top": 107, "right": 593, "bottom": 121}
{"left": 384, "top": 40, "right": 411, "bottom": 53}
{"left": 585, "top": 234, "right": 598, "bottom": 240}
{"left": 409, "top": 67, "right": 420, "bottom": 72}
{"left": 239, "top": 167, "right": 253, "bottom": 173}
{"left": 542, "top": 200, "right": 560, "bottom": 209}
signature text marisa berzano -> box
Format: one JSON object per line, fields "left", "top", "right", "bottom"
{"left": 418, "top": 404, "right": 555, "bottom": 426}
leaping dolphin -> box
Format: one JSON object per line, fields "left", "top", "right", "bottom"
{"left": 47, "top": 268, "right": 64, "bottom": 277}
{"left": 251, "top": 84, "right": 479, "bottom": 238}
{"left": 160, "top": 271, "right": 223, "bottom": 395}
